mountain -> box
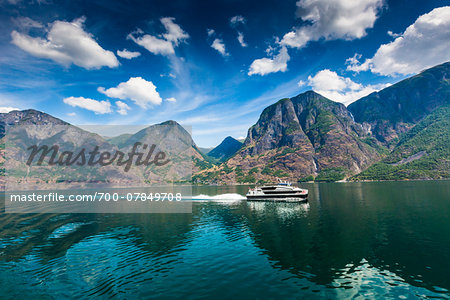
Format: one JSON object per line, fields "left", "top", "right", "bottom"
{"left": 0, "top": 109, "right": 67, "bottom": 138}
{"left": 0, "top": 111, "right": 208, "bottom": 188}
{"left": 348, "top": 61, "right": 450, "bottom": 146}
{"left": 0, "top": 109, "right": 141, "bottom": 189}
{"left": 194, "top": 91, "right": 383, "bottom": 184}
{"left": 207, "top": 136, "right": 242, "bottom": 162}
{"left": 111, "top": 120, "right": 208, "bottom": 179}
{"left": 352, "top": 104, "right": 450, "bottom": 180}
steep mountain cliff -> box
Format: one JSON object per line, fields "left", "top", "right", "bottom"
{"left": 207, "top": 136, "right": 242, "bottom": 162}
{"left": 348, "top": 62, "right": 450, "bottom": 146}
{"left": 194, "top": 91, "right": 382, "bottom": 184}
{"left": 352, "top": 104, "right": 450, "bottom": 180}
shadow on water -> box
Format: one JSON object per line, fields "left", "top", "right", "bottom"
{"left": 0, "top": 181, "right": 449, "bottom": 298}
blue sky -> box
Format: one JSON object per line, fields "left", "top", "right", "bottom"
{"left": 0, "top": 0, "right": 449, "bottom": 147}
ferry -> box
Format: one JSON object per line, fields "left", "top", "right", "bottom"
{"left": 246, "top": 179, "right": 308, "bottom": 202}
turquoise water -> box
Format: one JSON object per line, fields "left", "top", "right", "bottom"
{"left": 1, "top": 181, "right": 449, "bottom": 298}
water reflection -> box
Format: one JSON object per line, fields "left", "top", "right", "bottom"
{"left": 0, "top": 181, "right": 449, "bottom": 298}
{"left": 246, "top": 201, "right": 310, "bottom": 220}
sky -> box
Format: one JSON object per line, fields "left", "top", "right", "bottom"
{"left": 0, "top": 0, "right": 449, "bottom": 147}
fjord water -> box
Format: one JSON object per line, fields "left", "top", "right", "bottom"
{"left": 0, "top": 181, "right": 449, "bottom": 298}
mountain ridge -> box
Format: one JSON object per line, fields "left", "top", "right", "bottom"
{"left": 194, "top": 91, "right": 383, "bottom": 184}
{"left": 207, "top": 136, "right": 242, "bottom": 162}
{"left": 348, "top": 61, "right": 450, "bottom": 146}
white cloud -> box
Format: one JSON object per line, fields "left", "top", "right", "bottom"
{"left": 115, "top": 101, "right": 130, "bottom": 115}
{"left": 11, "top": 17, "right": 119, "bottom": 69}
{"left": 128, "top": 17, "right": 189, "bottom": 56}
{"left": 67, "top": 112, "right": 76, "bottom": 117}
{"left": 161, "top": 17, "right": 189, "bottom": 45}
{"left": 248, "top": 46, "right": 290, "bottom": 76}
{"left": 237, "top": 31, "right": 247, "bottom": 47}
{"left": 166, "top": 97, "right": 177, "bottom": 102}
{"left": 207, "top": 28, "right": 215, "bottom": 37}
{"left": 128, "top": 33, "right": 174, "bottom": 55}
{"left": 0, "top": 106, "right": 20, "bottom": 113}
{"left": 117, "top": 49, "right": 141, "bottom": 59}
{"left": 307, "top": 69, "right": 390, "bottom": 105}
{"left": 13, "top": 17, "right": 44, "bottom": 29}
{"left": 98, "top": 77, "right": 162, "bottom": 109}
{"left": 280, "top": 0, "right": 383, "bottom": 48}
{"left": 63, "top": 96, "right": 112, "bottom": 114}
{"left": 346, "top": 6, "right": 450, "bottom": 76}
{"left": 211, "top": 38, "right": 229, "bottom": 56}
{"left": 387, "top": 30, "right": 400, "bottom": 38}
{"left": 230, "top": 15, "right": 246, "bottom": 27}
{"left": 297, "top": 80, "right": 306, "bottom": 87}
{"left": 345, "top": 53, "right": 370, "bottom": 72}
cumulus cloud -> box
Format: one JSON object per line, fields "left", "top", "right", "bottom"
{"left": 166, "top": 97, "right": 177, "bottom": 102}
{"left": 280, "top": 0, "right": 383, "bottom": 48}
{"left": 98, "top": 77, "right": 162, "bottom": 109}
{"left": 128, "top": 17, "right": 189, "bottom": 56}
{"left": 211, "top": 38, "right": 229, "bottom": 56}
{"left": 115, "top": 101, "right": 130, "bottom": 115}
{"left": 230, "top": 15, "right": 246, "bottom": 27}
{"left": 297, "top": 80, "right": 306, "bottom": 87}
{"left": 11, "top": 17, "right": 119, "bottom": 69}
{"left": 63, "top": 96, "right": 112, "bottom": 114}
{"left": 117, "top": 49, "right": 141, "bottom": 59}
{"left": 237, "top": 31, "right": 247, "bottom": 47}
{"left": 346, "top": 6, "right": 450, "bottom": 76}
{"left": 248, "top": 46, "right": 290, "bottom": 76}
{"left": 0, "top": 106, "right": 20, "bottom": 113}
{"left": 207, "top": 28, "right": 215, "bottom": 37}
{"left": 307, "top": 69, "right": 390, "bottom": 105}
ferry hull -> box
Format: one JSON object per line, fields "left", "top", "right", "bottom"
{"left": 246, "top": 194, "right": 308, "bottom": 202}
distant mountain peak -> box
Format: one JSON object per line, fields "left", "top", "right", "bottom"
{"left": 207, "top": 136, "right": 242, "bottom": 162}
{"left": 159, "top": 120, "right": 179, "bottom": 126}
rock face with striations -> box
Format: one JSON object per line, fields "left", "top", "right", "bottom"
{"left": 348, "top": 62, "right": 450, "bottom": 146}
{"left": 197, "top": 91, "right": 382, "bottom": 184}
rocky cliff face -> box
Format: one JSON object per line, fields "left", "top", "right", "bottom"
{"left": 352, "top": 104, "right": 450, "bottom": 180}
{"left": 348, "top": 62, "right": 450, "bottom": 146}
{"left": 194, "top": 91, "right": 382, "bottom": 184}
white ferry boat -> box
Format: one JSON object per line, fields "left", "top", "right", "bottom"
{"left": 246, "top": 179, "right": 308, "bottom": 202}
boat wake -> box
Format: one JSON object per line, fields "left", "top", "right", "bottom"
{"left": 187, "top": 193, "right": 246, "bottom": 202}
